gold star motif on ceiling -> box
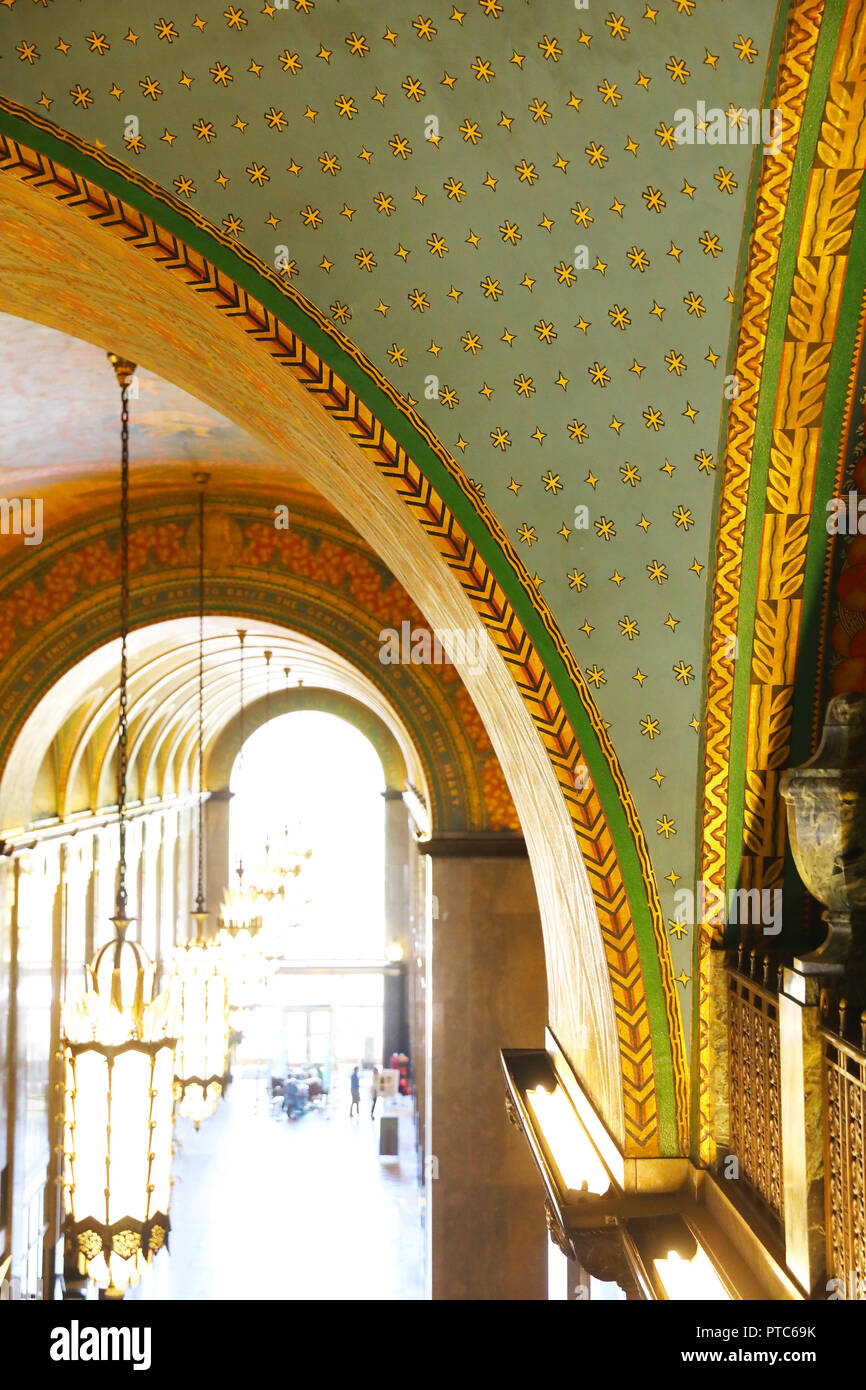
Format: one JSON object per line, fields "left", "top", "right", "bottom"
{"left": 0, "top": 0, "right": 776, "bottom": 938}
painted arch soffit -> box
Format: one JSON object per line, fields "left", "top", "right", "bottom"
{"left": 0, "top": 146, "right": 676, "bottom": 1158}
{"left": 0, "top": 83, "right": 769, "bottom": 1149}
{"left": 0, "top": 505, "right": 515, "bottom": 837}
{"left": 695, "top": 0, "right": 866, "bottom": 1161}
{"left": 0, "top": 1, "right": 789, "bottom": 1032}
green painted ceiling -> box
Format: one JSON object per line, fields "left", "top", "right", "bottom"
{"left": 0, "top": 0, "right": 787, "bottom": 1024}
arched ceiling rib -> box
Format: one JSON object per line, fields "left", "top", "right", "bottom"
{"left": 0, "top": 0, "right": 787, "bottom": 969}
{"left": 8, "top": 616, "right": 429, "bottom": 834}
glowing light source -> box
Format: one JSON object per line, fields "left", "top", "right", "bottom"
{"left": 60, "top": 354, "right": 177, "bottom": 1297}
{"left": 61, "top": 929, "right": 177, "bottom": 1294}
{"left": 385, "top": 941, "right": 404, "bottom": 963}
{"left": 525, "top": 1084, "right": 611, "bottom": 1195}
{"left": 653, "top": 1245, "right": 731, "bottom": 1300}
{"left": 170, "top": 927, "right": 230, "bottom": 1127}
{"left": 169, "top": 473, "right": 232, "bottom": 1126}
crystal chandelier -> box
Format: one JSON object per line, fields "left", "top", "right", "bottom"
{"left": 60, "top": 354, "right": 177, "bottom": 1297}
{"left": 170, "top": 472, "right": 230, "bottom": 1128}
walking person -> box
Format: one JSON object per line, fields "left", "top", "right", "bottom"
{"left": 349, "top": 1065, "right": 361, "bottom": 1118}
{"left": 370, "top": 1065, "right": 380, "bottom": 1119}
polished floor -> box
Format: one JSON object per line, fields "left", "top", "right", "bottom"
{"left": 132, "top": 1066, "right": 427, "bottom": 1301}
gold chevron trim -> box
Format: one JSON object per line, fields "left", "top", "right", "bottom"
{"left": 0, "top": 127, "right": 693, "bottom": 1153}
{"left": 698, "top": 0, "right": 866, "bottom": 1166}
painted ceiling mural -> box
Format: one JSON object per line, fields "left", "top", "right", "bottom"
{"left": 0, "top": 0, "right": 794, "bottom": 1055}
{"left": 0, "top": 313, "right": 333, "bottom": 555}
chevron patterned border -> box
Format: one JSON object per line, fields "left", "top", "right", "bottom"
{"left": 697, "top": 0, "right": 865, "bottom": 1164}
{"left": 0, "top": 130, "right": 690, "bottom": 1154}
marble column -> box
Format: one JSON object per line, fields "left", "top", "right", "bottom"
{"left": 421, "top": 834, "right": 548, "bottom": 1300}
{"left": 383, "top": 789, "right": 410, "bottom": 958}
{"left": 779, "top": 963, "right": 828, "bottom": 1296}
{"left": 383, "top": 790, "right": 411, "bottom": 1059}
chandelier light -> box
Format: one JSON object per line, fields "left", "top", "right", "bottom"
{"left": 170, "top": 472, "right": 230, "bottom": 1128}
{"left": 60, "top": 353, "right": 177, "bottom": 1297}
{"left": 218, "top": 630, "right": 270, "bottom": 1011}
{"left": 249, "top": 650, "right": 282, "bottom": 924}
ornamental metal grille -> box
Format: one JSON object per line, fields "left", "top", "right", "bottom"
{"left": 823, "top": 1027, "right": 866, "bottom": 1298}
{"left": 727, "top": 958, "right": 784, "bottom": 1222}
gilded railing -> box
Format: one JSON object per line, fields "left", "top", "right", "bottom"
{"left": 820, "top": 992, "right": 866, "bottom": 1299}
{"left": 726, "top": 949, "right": 784, "bottom": 1224}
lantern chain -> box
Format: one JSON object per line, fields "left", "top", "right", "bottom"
{"left": 236, "top": 627, "right": 247, "bottom": 881}
{"left": 195, "top": 474, "right": 208, "bottom": 915}
{"left": 108, "top": 355, "right": 135, "bottom": 923}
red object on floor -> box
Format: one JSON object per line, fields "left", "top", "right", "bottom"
{"left": 389, "top": 1052, "right": 411, "bottom": 1096}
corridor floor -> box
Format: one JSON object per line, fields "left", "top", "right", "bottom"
{"left": 132, "top": 1067, "right": 427, "bottom": 1301}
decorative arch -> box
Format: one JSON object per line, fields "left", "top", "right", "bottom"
{"left": 0, "top": 118, "right": 684, "bottom": 1154}
{"left": 207, "top": 688, "right": 408, "bottom": 794}
{"left": 0, "top": 505, "right": 508, "bottom": 838}
{"left": 697, "top": 0, "right": 866, "bottom": 1158}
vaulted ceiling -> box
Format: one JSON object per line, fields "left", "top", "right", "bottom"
{"left": 2, "top": 0, "right": 863, "bottom": 1152}
{"left": 0, "top": 2, "right": 779, "bottom": 840}
{"left": 0, "top": 312, "right": 328, "bottom": 557}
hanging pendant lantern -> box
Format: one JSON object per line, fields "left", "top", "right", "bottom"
{"left": 60, "top": 354, "right": 177, "bottom": 1297}
{"left": 170, "top": 473, "right": 230, "bottom": 1127}
{"left": 170, "top": 931, "right": 230, "bottom": 1126}
{"left": 218, "top": 630, "right": 270, "bottom": 1012}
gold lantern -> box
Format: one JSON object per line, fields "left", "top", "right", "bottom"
{"left": 170, "top": 473, "right": 230, "bottom": 1127}
{"left": 217, "top": 630, "right": 270, "bottom": 1015}
{"left": 60, "top": 354, "right": 177, "bottom": 1296}
{"left": 62, "top": 928, "right": 177, "bottom": 1295}
{"left": 170, "top": 933, "right": 230, "bottom": 1126}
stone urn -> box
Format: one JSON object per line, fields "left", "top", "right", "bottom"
{"left": 780, "top": 693, "right": 866, "bottom": 980}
